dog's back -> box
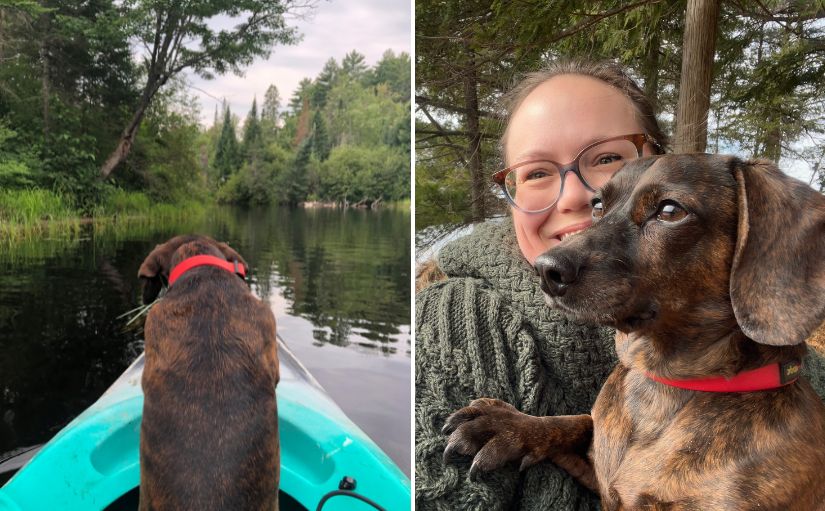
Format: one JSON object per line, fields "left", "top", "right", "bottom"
{"left": 138, "top": 239, "right": 279, "bottom": 510}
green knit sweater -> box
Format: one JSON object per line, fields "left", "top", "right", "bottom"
{"left": 414, "top": 219, "right": 825, "bottom": 511}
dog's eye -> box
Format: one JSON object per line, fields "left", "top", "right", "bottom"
{"left": 591, "top": 198, "right": 604, "bottom": 220}
{"left": 656, "top": 201, "right": 687, "bottom": 222}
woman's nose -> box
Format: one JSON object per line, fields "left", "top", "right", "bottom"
{"left": 556, "top": 171, "right": 593, "bottom": 213}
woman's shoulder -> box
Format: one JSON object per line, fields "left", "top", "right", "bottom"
{"left": 436, "top": 219, "right": 516, "bottom": 276}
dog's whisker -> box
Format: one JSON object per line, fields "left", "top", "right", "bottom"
{"left": 121, "top": 288, "right": 167, "bottom": 328}
{"left": 116, "top": 304, "right": 149, "bottom": 320}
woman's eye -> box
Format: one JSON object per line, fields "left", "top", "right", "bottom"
{"left": 656, "top": 201, "right": 687, "bottom": 222}
{"left": 525, "top": 169, "right": 551, "bottom": 181}
{"left": 591, "top": 198, "right": 604, "bottom": 219}
{"left": 594, "top": 153, "right": 622, "bottom": 166}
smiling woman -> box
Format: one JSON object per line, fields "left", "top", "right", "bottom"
{"left": 414, "top": 61, "right": 669, "bottom": 510}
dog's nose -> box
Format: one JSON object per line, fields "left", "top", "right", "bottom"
{"left": 535, "top": 252, "right": 581, "bottom": 297}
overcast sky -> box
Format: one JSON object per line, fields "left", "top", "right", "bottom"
{"left": 185, "top": 0, "right": 410, "bottom": 126}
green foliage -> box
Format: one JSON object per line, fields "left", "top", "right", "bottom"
{"left": 121, "top": 0, "right": 303, "bottom": 80}
{"left": 367, "top": 50, "right": 411, "bottom": 101}
{"left": 242, "top": 98, "right": 263, "bottom": 161}
{"left": 312, "top": 110, "right": 331, "bottom": 161}
{"left": 216, "top": 143, "right": 291, "bottom": 205}
{"left": 285, "top": 139, "right": 313, "bottom": 206}
{"left": 101, "top": 189, "right": 151, "bottom": 214}
{"left": 289, "top": 78, "right": 314, "bottom": 113}
{"left": 261, "top": 85, "right": 282, "bottom": 130}
{"left": 0, "top": 121, "right": 41, "bottom": 188}
{"left": 327, "top": 80, "right": 410, "bottom": 148}
{"left": 415, "top": 147, "right": 472, "bottom": 228}
{"left": 215, "top": 49, "right": 410, "bottom": 207}
{"left": 214, "top": 107, "right": 240, "bottom": 180}
{"left": 317, "top": 145, "right": 409, "bottom": 204}
{"left": 341, "top": 50, "right": 368, "bottom": 82}
{"left": 0, "top": 189, "right": 75, "bottom": 224}
{"left": 313, "top": 58, "right": 340, "bottom": 108}
{"left": 122, "top": 83, "right": 207, "bottom": 203}
{"left": 0, "top": 0, "right": 136, "bottom": 208}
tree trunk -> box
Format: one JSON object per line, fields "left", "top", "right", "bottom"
{"left": 39, "top": 14, "right": 50, "bottom": 144}
{"left": 674, "top": 0, "right": 720, "bottom": 153}
{"left": 756, "top": 25, "right": 784, "bottom": 162}
{"left": 99, "top": 76, "right": 164, "bottom": 179}
{"left": 99, "top": 102, "right": 149, "bottom": 179}
{"left": 462, "top": 45, "right": 486, "bottom": 222}
{"left": 643, "top": 32, "right": 660, "bottom": 115}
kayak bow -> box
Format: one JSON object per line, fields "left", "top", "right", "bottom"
{"left": 0, "top": 337, "right": 410, "bottom": 511}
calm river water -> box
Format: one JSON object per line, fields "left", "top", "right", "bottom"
{"left": 0, "top": 206, "right": 411, "bottom": 476}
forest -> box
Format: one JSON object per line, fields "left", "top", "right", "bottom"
{"left": 415, "top": 1, "right": 825, "bottom": 229}
{"left": 0, "top": 1, "right": 410, "bottom": 235}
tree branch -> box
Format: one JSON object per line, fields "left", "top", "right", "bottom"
{"left": 415, "top": 95, "right": 501, "bottom": 119}
{"left": 416, "top": 128, "right": 499, "bottom": 139}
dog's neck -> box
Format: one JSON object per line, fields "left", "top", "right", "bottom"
{"left": 616, "top": 328, "right": 807, "bottom": 381}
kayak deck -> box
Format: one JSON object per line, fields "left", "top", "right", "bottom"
{"left": 0, "top": 337, "right": 410, "bottom": 511}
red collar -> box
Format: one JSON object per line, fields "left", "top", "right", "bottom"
{"left": 168, "top": 255, "right": 247, "bottom": 286}
{"left": 646, "top": 360, "right": 802, "bottom": 392}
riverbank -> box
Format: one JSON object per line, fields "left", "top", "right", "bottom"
{"left": 301, "top": 198, "right": 411, "bottom": 209}
{"left": 0, "top": 189, "right": 206, "bottom": 242}
{"left": 2, "top": 189, "right": 411, "bottom": 243}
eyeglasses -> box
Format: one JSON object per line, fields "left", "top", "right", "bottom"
{"left": 493, "top": 133, "right": 659, "bottom": 214}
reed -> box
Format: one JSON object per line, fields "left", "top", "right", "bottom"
{"left": 1, "top": 189, "right": 207, "bottom": 243}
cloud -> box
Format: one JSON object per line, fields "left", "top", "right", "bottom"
{"left": 185, "top": 0, "right": 410, "bottom": 126}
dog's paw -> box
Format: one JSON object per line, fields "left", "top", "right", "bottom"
{"left": 442, "top": 398, "right": 547, "bottom": 479}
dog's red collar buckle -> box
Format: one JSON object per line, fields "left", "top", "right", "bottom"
{"left": 168, "top": 255, "right": 247, "bottom": 286}
{"left": 646, "top": 360, "right": 802, "bottom": 392}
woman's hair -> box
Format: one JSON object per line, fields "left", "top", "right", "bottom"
{"left": 499, "top": 60, "right": 669, "bottom": 162}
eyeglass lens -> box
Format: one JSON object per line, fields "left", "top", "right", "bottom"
{"left": 504, "top": 138, "right": 641, "bottom": 213}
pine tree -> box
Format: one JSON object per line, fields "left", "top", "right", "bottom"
{"left": 261, "top": 84, "right": 281, "bottom": 129}
{"left": 341, "top": 50, "right": 367, "bottom": 81}
{"left": 285, "top": 139, "right": 312, "bottom": 205}
{"left": 312, "top": 110, "right": 331, "bottom": 161}
{"left": 242, "top": 98, "right": 262, "bottom": 161}
{"left": 312, "top": 58, "right": 339, "bottom": 108}
{"left": 214, "top": 106, "right": 239, "bottom": 180}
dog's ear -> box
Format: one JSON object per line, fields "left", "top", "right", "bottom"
{"left": 138, "top": 243, "right": 171, "bottom": 304}
{"left": 216, "top": 241, "right": 249, "bottom": 271}
{"left": 730, "top": 159, "right": 825, "bottom": 346}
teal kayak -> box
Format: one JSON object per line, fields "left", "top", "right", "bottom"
{"left": 0, "top": 338, "right": 410, "bottom": 510}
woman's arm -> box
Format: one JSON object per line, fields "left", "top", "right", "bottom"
{"left": 415, "top": 277, "right": 603, "bottom": 511}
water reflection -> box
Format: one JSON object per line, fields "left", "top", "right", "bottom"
{"left": 0, "top": 206, "right": 410, "bottom": 473}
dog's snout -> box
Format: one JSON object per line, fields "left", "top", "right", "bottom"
{"left": 535, "top": 252, "right": 581, "bottom": 297}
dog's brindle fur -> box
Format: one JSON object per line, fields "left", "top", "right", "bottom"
{"left": 443, "top": 155, "right": 825, "bottom": 510}
{"left": 138, "top": 235, "right": 279, "bottom": 511}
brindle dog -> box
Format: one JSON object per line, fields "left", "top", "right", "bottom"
{"left": 138, "top": 235, "right": 280, "bottom": 511}
{"left": 443, "top": 155, "right": 825, "bottom": 510}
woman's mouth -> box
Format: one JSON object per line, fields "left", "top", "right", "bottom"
{"left": 559, "top": 228, "right": 586, "bottom": 241}
{"left": 553, "top": 222, "right": 592, "bottom": 241}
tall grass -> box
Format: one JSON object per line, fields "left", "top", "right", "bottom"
{"left": 0, "top": 189, "right": 76, "bottom": 223}
{"left": 1, "top": 188, "right": 207, "bottom": 243}
{"left": 0, "top": 189, "right": 81, "bottom": 241}
{"left": 101, "top": 189, "right": 152, "bottom": 215}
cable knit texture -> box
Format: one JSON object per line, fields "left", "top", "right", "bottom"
{"left": 415, "top": 219, "right": 825, "bottom": 511}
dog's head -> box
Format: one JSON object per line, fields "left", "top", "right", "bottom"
{"left": 138, "top": 234, "right": 247, "bottom": 304}
{"left": 535, "top": 154, "right": 825, "bottom": 347}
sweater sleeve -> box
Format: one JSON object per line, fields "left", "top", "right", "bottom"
{"left": 414, "top": 277, "right": 601, "bottom": 511}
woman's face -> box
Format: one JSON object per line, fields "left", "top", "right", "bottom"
{"left": 505, "top": 74, "right": 655, "bottom": 265}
